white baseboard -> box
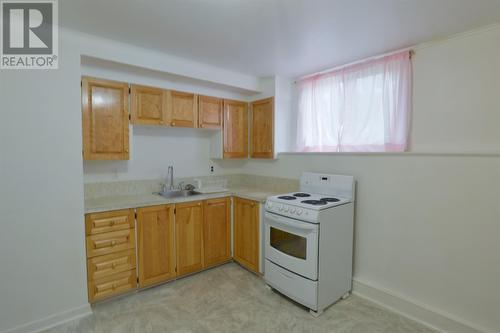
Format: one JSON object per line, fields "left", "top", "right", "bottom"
{"left": 352, "top": 279, "right": 493, "bottom": 333}
{"left": 3, "top": 304, "right": 92, "bottom": 333}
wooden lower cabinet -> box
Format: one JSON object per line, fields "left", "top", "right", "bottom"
{"left": 85, "top": 209, "right": 137, "bottom": 302}
{"left": 86, "top": 229, "right": 135, "bottom": 258}
{"left": 87, "top": 249, "right": 136, "bottom": 281}
{"left": 203, "top": 198, "right": 231, "bottom": 267}
{"left": 85, "top": 195, "right": 262, "bottom": 302}
{"left": 88, "top": 269, "right": 137, "bottom": 302}
{"left": 176, "top": 201, "right": 204, "bottom": 276}
{"left": 137, "top": 205, "right": 176, "bottom": 288}
{"left": 233, "top": 197, "right": 260, "bottom": 273}
{"left": 85, "top": 209, "right": 135, "bottom": 235}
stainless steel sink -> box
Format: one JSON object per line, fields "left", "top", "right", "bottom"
{"left": 157, "top": 189, "right": 199, "bottom": 199}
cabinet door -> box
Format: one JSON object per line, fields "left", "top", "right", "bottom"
{"left": 82, "top": 76, "right": 129, "bottom": 160}
{"left": 223, "top": 99, "right": 248, "bottom": 158}
{"left": 130, "top": 84, "right": 166, "bottom": 125}
{"left": 233, "top": 197, "right": 259, "bottom": 273}
{"left": 204, "top": 198, "right": 231, "bottom": 267}
{"left": 137, "top": 205, "right": 176, "bottom": 288}
{"left": 166, "top": 90, "right": 198, "bottom": 128}
{"left": 176, "top": 201, "right": 204, "bottom": 275}
{"left": 198, "top": 95, "right": 222, "bottom": 129}
{"left": 250, "top": 97, "right": 274, "bottom": 158}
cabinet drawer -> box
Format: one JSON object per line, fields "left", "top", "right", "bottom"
{"left": 87, "top": 250, "right": 136, "bottom": 281}
{"left": 86, "top": 229, "right": 135, "bottom": 258}
{"left": 88, "top": 269, "right": 137, "bottom": 302}
{"left": 85, "top": 209, "right": 135, "bottom": 235}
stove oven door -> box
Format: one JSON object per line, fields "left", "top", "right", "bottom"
{"left": 264, "top": 212, "right": 318, "bottom": 280}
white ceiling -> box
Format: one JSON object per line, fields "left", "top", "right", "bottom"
{"left": 61, "top": 0, "right": 500, "bottom": 78}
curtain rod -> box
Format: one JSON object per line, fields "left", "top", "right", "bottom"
{"left": 295, "top": 47, "right": 415, "bottom": 83}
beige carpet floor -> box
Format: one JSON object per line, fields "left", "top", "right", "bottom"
{"left": 44, "top": 263, "right": 436, "bottom": 333}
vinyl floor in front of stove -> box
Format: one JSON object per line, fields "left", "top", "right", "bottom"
{"left": 44, "top": 263, "right": 436, "bottom": 333}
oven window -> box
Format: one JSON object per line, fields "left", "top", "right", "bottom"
{"left": 270, "top": 227, "right": 306, "bottom": 260}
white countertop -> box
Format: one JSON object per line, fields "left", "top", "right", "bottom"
{"left": 84, "top": 187, "right": 282, "bottom": 213}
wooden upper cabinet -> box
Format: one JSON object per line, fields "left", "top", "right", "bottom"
{"left": 233, "top": 197, "right": 259, "bottom": 273}
{"left": 166, "top": 90, "right": 198, "bottom": 128}
{"left": 137, "top": 205, "right": 176, "bottom": 288}
{"left": 130, "top": 84, "right": 166, "bottom": 125}
{"left": 198, "top": 95, "right": 223, "bottom": 129}
{"left": 250, "top": 97, "right": 274, "bottom": 159}
{"left": 203, "top": 198, "right": 231, "bottom": 267}
{"left": 176, "top": 201, "right": 204, "bottom": 276}
{"left": 223, "top": 99, "right": 248, "bottom": 158}
{"left": 82, "top": 77, "right": 130, "bottom": 160}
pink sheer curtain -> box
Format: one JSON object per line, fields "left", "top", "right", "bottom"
{"left": 296, "top": 51, "right": 412, "bottom": 152}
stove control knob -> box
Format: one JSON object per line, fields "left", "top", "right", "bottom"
{"left": 297, "top": 209, "right": 303, "bottom": 215}
{"left": 278, "top": 205, "right": 283, "bottom": 211}
{"left": 290, "top": 208, "right": 296, "bottom": 214}
{"left": 284, "top": 206, "right": 289, "bottom": 212}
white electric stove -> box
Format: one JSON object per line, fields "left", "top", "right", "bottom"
{"left": 264, "top": 172, "right": 355, "bottom": 316}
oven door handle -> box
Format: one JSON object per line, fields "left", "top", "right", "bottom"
{"left": 265, "top": 212, "right": 318, "bottom": 232}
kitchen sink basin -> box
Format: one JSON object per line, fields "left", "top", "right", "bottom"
{"left": 157, "top": 190, "right": 199, "bottom": 199}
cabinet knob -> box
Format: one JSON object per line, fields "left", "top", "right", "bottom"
{"left": 124, "top": 148, "right": 129, "bottom": 153}
{"left": 171, "top": 122, "right": 176, "bottom": 126}
{"left": 110, "top": 241, "right": 116, "bottom": 247}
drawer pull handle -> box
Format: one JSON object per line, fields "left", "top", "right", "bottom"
{"left": 110, "top": 241, "right": 117, "bottom": 247}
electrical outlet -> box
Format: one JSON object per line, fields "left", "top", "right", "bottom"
{"left": 209, "top": 165, "right": 214, "bottom": 174}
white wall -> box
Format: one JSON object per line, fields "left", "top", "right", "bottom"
{"left": 411, "top": 25, "right": 500, "bottom": 153}
{"left": 84, "top": 127, "right": 215, "bottom": 182}
{"left": 0, "top": 33, "right": 90, "bottom": 332}
{"left": 70, "top": 29, "right": 261, "bottom": 94}
{"left": 233, "top": 25, "right": 500, "bottom": 333}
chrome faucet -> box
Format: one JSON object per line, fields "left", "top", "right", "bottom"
{"left": 166, "top": 165, "right": 174, "bottom": 191}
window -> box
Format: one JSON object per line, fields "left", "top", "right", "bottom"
{"left": 296, "top": 51, "right": 412, "bottom": 152}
